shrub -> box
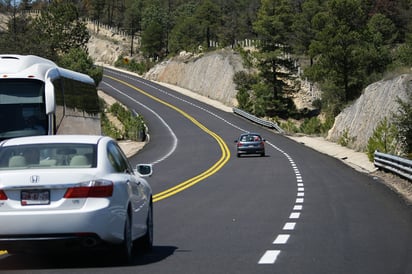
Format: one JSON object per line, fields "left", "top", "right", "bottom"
{"left": 338, "top": 128, "right": 355, "bottom": 147}
{"left": 300, "top": 117, "right": 322, "bottom": 135}
{"left": 280, "top": 119, "right": 299, "bottom": 134}
{"left": 366, "top": 117, "right": 400, "bottom": 162}
{"left": 115, "top": 56, "right": 154, "bottom": 75}
{"left": 109, "top": 103, "right": 146, "bottom": 141}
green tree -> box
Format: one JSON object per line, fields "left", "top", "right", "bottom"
{"left": 233, "top": 70, "right": 258, "bottom": 112}
{"left": 31, "top": 1, "right": 90, "bottom": 61}
{"left": 88, "top": 0, "right": 106, "bottom": 27}
{"left": 252, "top": 0, "right": 296, "bottom": 118}
{"left": 168, "top": 2, "right": 201, "bottom": 53}
{"left": 394, "top": 27, "right": 412, "bottom": 67}
{"left": 307, "top": 0, "right": 367, "bottom": 107}
{"left": 58, "top": 48, "right": 103, "bottom": 85}
{"left": 141, "top": 21, "right": 165, "bottom": 59}
{"left": 291, "top": 0, "right": 327, "bottom": 60}
{"left": 218, "top": 0, "right": 251, "bottom": 48}
{"left": 194, "top": 0, "right": 220, "bottom": 49}
{"left": 169, "top": 16, "right": 203, "bottom": 53}
{"left": 362, "top": 13, "right": 396, "bottom": 82}
{"left": 0, "top": 10, "right": 33, "bottom": 54}
{"left": 123, "top": 0, "right": 143, "bottom": 55}
{"left": 141, "top": 0, "right": 168, "bottom": 59}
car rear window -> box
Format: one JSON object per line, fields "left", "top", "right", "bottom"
{"left": 240, "top": 134, "right": 261, "bottom": 142}
{"left": 0, "top": 143, "right": 97, "bottom": 169}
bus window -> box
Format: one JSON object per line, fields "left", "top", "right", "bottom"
{"left": 0, "top": 79, "right": 47, "bottom": 140}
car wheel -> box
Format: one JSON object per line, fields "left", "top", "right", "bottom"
{"left": 261, "top": 152, "right": 265, "bottom": 157}
{"left": 115, "top": 213, "right": 133, "bottom": 264}
{"left": 138, "top": 200, "right": 153, "bottom": 252}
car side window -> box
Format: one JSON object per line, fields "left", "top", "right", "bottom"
{"left": 107, "top": 141, "right": 132, "bottom": 173}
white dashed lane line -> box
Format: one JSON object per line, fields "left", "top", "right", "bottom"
{"left": 105, "top": 69, "right": 305, "bottom": 266}
{"left": 258, "top": 142, "right": 304, "bottom": 265}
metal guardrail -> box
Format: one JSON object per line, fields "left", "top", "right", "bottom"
{"left": 232, "top": 108, "right": 285, "bottom": 133}
{"left": 374, "top": 151, "right": 412, "bottom": 181}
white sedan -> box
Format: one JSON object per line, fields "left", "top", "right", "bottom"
{"left": 0, "top": 135, "right": 153, "bottom": 263}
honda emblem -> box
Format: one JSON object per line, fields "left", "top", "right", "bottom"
{"left": 30, "top": 175, "right": 40, "bottom": 184}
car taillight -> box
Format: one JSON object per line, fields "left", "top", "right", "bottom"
{"left": 0, "top": 190, "right": 7, "bottom": 200}
{"left": 64, "top": 180, "right": 113, "bottom": 198}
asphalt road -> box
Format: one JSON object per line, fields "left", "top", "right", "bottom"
{"left": 1, "top": 68, "right": 411, "bottom": 274}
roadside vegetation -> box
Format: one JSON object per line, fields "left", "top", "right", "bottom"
{"left": 100, "top": 100, "right": 146, "bottom": 142}
{"left": 0, "top": 0, "right": 410, "bottom": 157}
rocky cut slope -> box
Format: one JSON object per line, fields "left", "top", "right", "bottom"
{"left": 327, "top": 74, "right": 412, "bottom": 151}
{"left": 144, "top": 49, "right": 244, "bottom": 107}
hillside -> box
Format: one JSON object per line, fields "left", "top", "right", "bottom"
{"left": 1, "top": 13, "right": 410, "bottom": 154}
{"left": 138, "top": 49, "right": 411, "bottom": 153}
{"left": 87, "top": 22, "right": 412, "bottom": 153}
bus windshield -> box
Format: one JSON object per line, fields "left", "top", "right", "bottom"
{"left": 0, "top": 79, "right": 47, "bottom": 140}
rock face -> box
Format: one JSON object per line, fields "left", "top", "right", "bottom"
{"left": 86, "top": 22, "right": 134, "bottom": 65}
{"left": 144, "top": 49, "right": 244, "bottom": 107}
{"left": 327, "top": 74, "right": 412, "bottom": 151}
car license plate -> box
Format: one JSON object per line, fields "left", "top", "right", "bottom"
{"left": 21, "top": 190, "right": 50, "bottom": 206}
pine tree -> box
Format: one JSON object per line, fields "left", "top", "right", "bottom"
{"left": 252, "top": 0, "right": 296, "bottom": 118}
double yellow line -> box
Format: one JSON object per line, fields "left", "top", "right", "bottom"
{"left": 105, "top": 76, "right": 231, "bottom": 202}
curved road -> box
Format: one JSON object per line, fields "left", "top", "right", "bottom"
{"left": 1, "top": 68, "right": 411, "bottom": 274}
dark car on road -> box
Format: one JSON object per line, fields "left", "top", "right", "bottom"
{"left": 235, "top": 133, "right": 265, "bottom": 157}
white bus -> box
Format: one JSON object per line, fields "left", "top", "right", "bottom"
{"left": 0, "top": 54, "right": 101, "bottom": 140}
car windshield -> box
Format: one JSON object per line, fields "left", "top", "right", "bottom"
{"left": 0, "top": 143, "right": 97, "bottom": 170}
{"left": 240, "top": 134, "right": 261, "bottom": 142}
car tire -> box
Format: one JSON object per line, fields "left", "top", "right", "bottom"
{"left": 115, "top": 212, "right": 133, "bottom": 265}
{"left": 139, "top": 200, "right": 153, "bottom": 252}
{"left": 261, "top": 152, "right": 265, "bottom": 157}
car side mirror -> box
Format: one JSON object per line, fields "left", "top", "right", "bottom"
{"left": 135, "top": 164, "right": 153, "bottom": 177}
